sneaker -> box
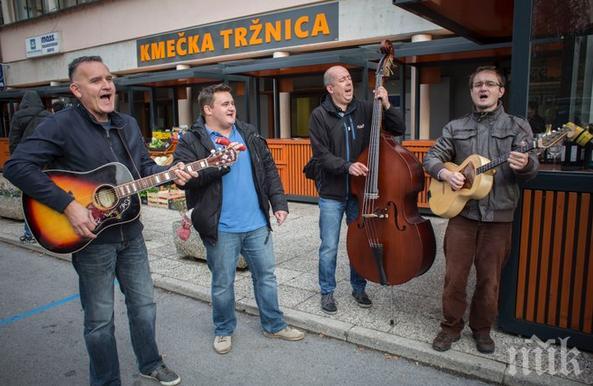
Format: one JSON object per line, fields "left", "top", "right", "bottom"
{"left": 19, "top": 235, "right": 36, "bottom": 244}
{"left": 213, "top": 335, "right": 232, "bottom": 354}
{"left": 473, "top": 333, "right": 495, "bottom": 354}
{"left": 140, "top": 363, "right": 181, "bottom": 386}
{"left": 352, "top": 290, "right": 372, "bottom": 308}
{"left": 321, "top": 293, "right": 337, "bottom": 314}
{"left": 432, "top": 330, "right": 460, "bottom": 352}
{"left": 263, "top": 326, "right": 305, "bottom": 341}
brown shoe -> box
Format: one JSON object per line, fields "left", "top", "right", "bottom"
{"left": 432, "top": 330, "right": 460, "bottom": 352}
{"left": 473, "top": 333, "right": 495, "bottom": 354}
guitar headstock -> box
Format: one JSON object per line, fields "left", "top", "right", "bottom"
{"left": 536, "top": 123, "right": 577, "bottom": 149}
{"left": 562, "top": 122, "right": 586, "bottom": 142}
{"left": 207, "top": 146, "right": 240, "bottom": 168}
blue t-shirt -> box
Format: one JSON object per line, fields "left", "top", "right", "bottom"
{"left": 207, "top": 126, "right": 267, "bottom": 233}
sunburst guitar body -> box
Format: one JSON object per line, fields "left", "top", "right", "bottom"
{"left": 22, "top": 146, "right": 239, "bottom": 254}
{"left": 23, "top": 163, "right": 141, "bottom": 254}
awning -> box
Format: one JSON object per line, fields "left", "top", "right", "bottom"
{"left": 393, "top": 0, "right": 514, "bottom": 44}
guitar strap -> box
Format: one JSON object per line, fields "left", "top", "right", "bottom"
{"left": 116, "top": 128, "right": 143, "bottom": 180}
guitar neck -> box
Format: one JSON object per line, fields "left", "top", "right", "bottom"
{"left": 113, "top": 158, "right": 209, "bottom": 199}
{"left": 476, "top": 142, "right": 535, "bottom": 174}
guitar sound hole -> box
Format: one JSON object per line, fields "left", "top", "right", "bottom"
{"left": 94, "top": 185, "right": 118, "bottom": 210}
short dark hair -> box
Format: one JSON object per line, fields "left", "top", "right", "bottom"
{"left": 68, "top": 56, "right": 104, "bottom": 80}
{"left": 198, "top": 83, "right": 232, "bottom": 115}
{"left": 468, "top": 65, "right": 506, "bottom": 89}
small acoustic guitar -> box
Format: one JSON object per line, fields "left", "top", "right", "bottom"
{"left": 428, "top": 123, "right": 581, "bottom": 218}
{"left": 23, "top": 147, "right": 238, "bottom": 254}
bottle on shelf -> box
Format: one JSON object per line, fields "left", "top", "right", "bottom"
{"left": 562, "top": 136, "right": 584, "bottom": 171}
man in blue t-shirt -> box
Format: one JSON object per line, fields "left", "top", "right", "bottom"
{"left": 173, "top": 84, "right": 305, "bottom": 354}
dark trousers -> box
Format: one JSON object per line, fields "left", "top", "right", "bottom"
{"left": 440, "top": 216, "right": 512, "bottom": 336}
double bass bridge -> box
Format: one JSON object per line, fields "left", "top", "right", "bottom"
{"left": 361, "top": 208, "right": 389, "bottom": 219}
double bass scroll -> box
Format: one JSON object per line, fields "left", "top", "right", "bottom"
{"left": 346, "top": 40, "right": 436, "bottom": 286}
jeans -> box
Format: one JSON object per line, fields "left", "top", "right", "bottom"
{"left": 318, "top": 196, "right": 366, "bottom": 295}
{"left": 23, "top": 222, "right": 32, "bottom": 238}
{"left": 205, "top": 226, "right": 286, "bottom": 336}
{"left": 72, "top": 236, "right": 162, "bottom": 386}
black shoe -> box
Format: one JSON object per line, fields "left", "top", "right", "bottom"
{"left": 19, "top": 235, "right": 36, "bottom": 244}
{"left": 352, "top": 290, "right": 372, "bottom": 308}
{"left": 473, "top": 333, "right": 495, "bottom": 354}
{"left": 432, "top": 330, "right": 460, "bottom": 352}
{"left": 140, "top": 363, "right": 181, "bottom": 386}
{"left": 321, "top": 293, "right": 337, "bottom": 314}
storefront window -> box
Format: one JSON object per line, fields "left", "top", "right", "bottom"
{"left": 154, "top": 88, "right": 175, "bottom": 131}
{"left": 529, "top": 0, "right": 593, "bottom": 132}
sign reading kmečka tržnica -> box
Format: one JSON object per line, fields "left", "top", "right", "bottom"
{"left": 136, "top": 2, "right": 338, "bottom": 67}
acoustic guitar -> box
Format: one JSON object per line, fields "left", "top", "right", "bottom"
{"left": 23, "top": 147, "right": 238, "bottom": 254}
{"left": 428, "top": 123, "right": 581, "bottom": 218}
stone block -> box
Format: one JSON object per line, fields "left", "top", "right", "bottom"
{"left": 171, "top": 220, "right": 247, "bottom": 269}
{"left": 0, "top": 174, "right": 24, "bottom": 220}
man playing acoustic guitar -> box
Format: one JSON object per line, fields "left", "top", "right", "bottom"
{"left": 4, "top": 56, "right": 196, "bottom": 385}
{"left": 423, "top": 66, "right": 539, "bottom": 354}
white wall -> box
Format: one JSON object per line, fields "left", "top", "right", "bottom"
{"left": 1, "top": 0, "right": 442, "bottom": 87}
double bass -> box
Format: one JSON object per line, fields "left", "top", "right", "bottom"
{"left": 347, "top": 41, "right": 436, "bottom": 285}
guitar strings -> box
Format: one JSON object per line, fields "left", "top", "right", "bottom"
{"left": 49, "top": 149, "right": 235, "bottom": 206}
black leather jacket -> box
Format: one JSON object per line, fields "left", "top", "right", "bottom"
{"left": 4, "top": 103, "right": 164, "bottom": 243}
{"left": 173, "top": 117, "right": 288, "bottom": 245}
{"left": 308, "top": 95, "right": 405, "bottom": 201}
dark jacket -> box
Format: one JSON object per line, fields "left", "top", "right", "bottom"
{"left": 4, "top": 103, "right": 165, "bottom": 243}
{"left": 308, "top": 95, "right": 405, "bottom": 201}
{"left": 423, "top": 104, "right": 539, "bottom": 222}
{"left": 173, "top": 117, "right": 288, "bottom": 245}
{"left": 9, "top": 90, "right": 51, "bottom": 154}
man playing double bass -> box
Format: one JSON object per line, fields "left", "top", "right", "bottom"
{"left": 423, "top": 66, "right": 539, "bottom": 354}
{"left": 307, "top": 65, "right": 405, "bottom": 314}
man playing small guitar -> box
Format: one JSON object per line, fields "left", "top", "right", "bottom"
{"left": 423, "top": 66, "right": 539, "bottom": 355}
{"left": 4, "top": 56, "right": 194, "bottom": 385}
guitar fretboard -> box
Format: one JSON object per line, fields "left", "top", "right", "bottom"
{"left": 474, "top": 125, "right": 571, "bottom": 175}
{"left": 475, "top": 143, "right": 534, "bottom": 175}
{"left": 113, "top": 156, "right": 217, "bottom": 199}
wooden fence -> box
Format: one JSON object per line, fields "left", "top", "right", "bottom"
{"left": 267, "top": 138, "right": 435, "bottom": 207}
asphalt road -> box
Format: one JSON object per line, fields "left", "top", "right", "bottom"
{"left": 0, "top": 242, "right": 490, "bottom": 386}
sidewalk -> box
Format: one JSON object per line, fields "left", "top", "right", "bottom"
{"left": 1, "top": 202, "right": 591, "bottom": 386}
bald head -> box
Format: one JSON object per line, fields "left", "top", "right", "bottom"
{"left": 324, "top": 66, "right": 353, "bottom": 111}
{"left": 323, "top": 66, "right": 348, "bottom": 87}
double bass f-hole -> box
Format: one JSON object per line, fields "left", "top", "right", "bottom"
{"left": 387, "top": 201, "right": 406, "bottom": 231}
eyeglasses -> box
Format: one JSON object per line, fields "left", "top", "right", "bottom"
{"left": 472, "top": 81, "right": 501, "bottom": 89}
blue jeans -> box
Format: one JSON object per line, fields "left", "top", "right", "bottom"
{"left": 318, "top": 196, "right": 367, "bottom": 295}
{"left": 23, "top": 222, "right": 32, "bottom": 238}
{"left": 205, "top": 226, "right": 286, "bottom": 336}
{"left": 72, "top": 236, "right": 162, "bottom": 386}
